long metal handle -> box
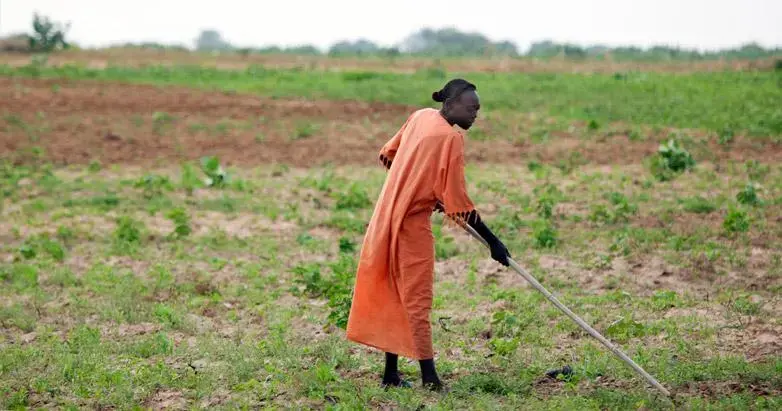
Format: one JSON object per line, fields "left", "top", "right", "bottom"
{"left": 460, "top": 223, "right": 672, "bottom": 398}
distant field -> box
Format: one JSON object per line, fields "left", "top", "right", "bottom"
{"left": 1, "top": 53, "right": 781, "bottom": 410}
{"left": 2, "top": 63, "right": 781, "bottom": 139}
{"left": 1, "top": 48, "right": 779, "bottom": 74}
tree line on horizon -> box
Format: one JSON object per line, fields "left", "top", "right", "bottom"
{"left": 187, "top": 28, "right": 782, "bottom": 62}
{"left": 2, "top": 14, "right": 780, "bottom": 62}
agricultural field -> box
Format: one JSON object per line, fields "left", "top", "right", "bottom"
{"left": 1, "top": 52, "right": 781, "bottom": 409}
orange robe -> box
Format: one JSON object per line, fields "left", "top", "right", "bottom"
{"left": 346, "top": 108, "right": 476, "bottom": 360}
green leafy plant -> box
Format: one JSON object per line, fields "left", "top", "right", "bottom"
{"left": 291, "top": 246, "right": 357, "bottom": 329}
{"left": 179, "top": 162, "right": 202, "bottom": 195}
{"left": 649, "top": 138, "right": 696, "bottom": 181}
{"left": 165, "top": 207, "right": 192, "bottom": 238}
{"left": 17, "top": 234, "right": 65, "bottom": 262}
{"left": 338, "top": 236, "right": 355, "bottom": 253}
{"left": 628, "top": 127, "right": 644, "bottom": 141}
{"left": 491, "top": 310, "right": 524, "bottom": 338}
{"left": 488, "top": 336, "right": 520, "bottom": 356}
{"left": 433, "top": 224, "right": 459, "bottom": 260}
{"left": 535, "top": 196, "right": 556, "bottom": 219}
{"left": 650, "top": 290, "right": 680, "bottom": 311}
{"left": 200, "top": 156, "right": 228, "bottom": 188}
{"left": 589, "top": 192, "right": 638, "bottom": 224}
{"left": 18, "top": 243, "right": 36, "bottom": 260}
{"left": 717, "top": 126, "right": 734, "bottom": 145}
{"left": 609, "top": 231, "right": 633, "bottom": 256}
{"left": 292, "top": 122, "right": 320, "bottom": 140}
{"left": 333, "top": 183, "right": 372, "bottom": 210}
{"left": 744, "top": 160, "right": 770, "bottom": 182}
{"left": 605, "top": 316, "right": 647, "bottom": 342}
{"left": 88, "top": 160, "right": 102, "bottom": 173}
{"left": 555, "top": 151, "right": 588, "bottom": 175}
{"left": 532, "top": 219, "right": 558, "bottom": 248}
{"left": 680, "top": 196, "right": 717, "bottom": 214}
{"left": 723, "top": 206, "right": 750, "bottom": 234}
{"left": 134, "top": 174, "right": 174, "bottom": 199}
{"left": 736, "top": 182, "right": 761, "bottom": 206}
{"left": 113, "top": 216, "right": 144, "bottom": 254}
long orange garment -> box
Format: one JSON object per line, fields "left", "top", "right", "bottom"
{"left": 346, "top": 108, "right": 476, "bottom": 360}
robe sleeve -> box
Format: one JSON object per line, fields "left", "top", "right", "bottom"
{"left": 378, "top": 113, "right": 412, "bottom": 169}
{"left": 434, "top": 133, "right": 477, "bottom": 225}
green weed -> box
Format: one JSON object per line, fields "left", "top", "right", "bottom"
{"left": 200, "top": 156, "right": 228, "bottom": 188}
{"left": 179, "top": 161, "right": 202, "bottom": 195}
{"left": 165, "top": 207, "right": 192, "bottom": 239}
{"left": 680, "top": 196, "right": 717, "bottom": 214}
{"left": 434, "top": 224, "right": 459, "bottom": 259}
{"left": 293, "top": 121, "right": 320, "bottom": 140}
{"left": 113, "top": 216, "right": 144, "bottom": 253}
{"left": 532, "top": 219, "right": 558, "bottom": 248}
{"left": 745, "top": 160, "right": 770, "bottom": 182}
{"left": 723, "top": 206, "right": 751, "bottom": 234}
{"left": 333, "top": 183, "right": 372, "bottom": 210}
{"left": 17, "top": 234, "right": 66, "bottom": 262}
{"left": 588, "top": 192, "right": 637, "bottom": 224}
{"left": 134, "top": 173, "right": 173, "bottom": 199}
{"left": 736, "top": 182, "right": 761, "bottom": 206}
{"left": 649, "top": 138, "right": 696, "bottom": 181}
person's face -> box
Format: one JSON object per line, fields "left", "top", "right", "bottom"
{"left": 447, "top": 90, "right": 480, "bottom": 130}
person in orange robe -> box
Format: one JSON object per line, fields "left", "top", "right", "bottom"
{"left": 345, "top": 78, "right": 511, "bottom": 391}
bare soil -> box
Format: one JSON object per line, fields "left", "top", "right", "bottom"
{"left": 2, "top": 78, "right": 780, "bottom": 169}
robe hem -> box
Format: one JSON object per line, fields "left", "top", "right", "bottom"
{"left": 346, "top": 334, "right": 432, "bottom": 361}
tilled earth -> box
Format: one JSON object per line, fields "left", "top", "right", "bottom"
{"left": 2, "top": 77, "right": 781, "bottom": 168}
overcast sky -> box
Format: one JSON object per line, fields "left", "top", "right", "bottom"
{"left": 2, "top": 0, "right": 781, "bottom": 51}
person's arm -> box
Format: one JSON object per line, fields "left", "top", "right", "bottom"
{"left": 379, "top": 114, "right": 413, "bottom": 170}
{"left": 467, "top": 212, "right": 510, "bottom": 267}
{"left": 433, "top": 134, "right": 510, "bottom": 267}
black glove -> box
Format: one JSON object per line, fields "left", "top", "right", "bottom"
{"left": 468, "top": 213, "right": 511, "bottom": 267}
{"left": 434, "top": 200, "right": 445, "bottom": 214}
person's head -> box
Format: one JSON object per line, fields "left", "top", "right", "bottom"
{"left": 432, "top": 78, "right": 480, "bottom": 130}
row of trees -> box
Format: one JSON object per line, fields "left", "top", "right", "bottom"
{"left": 4, "top": 13, "right": 779, "bottom": 61}
{"left": 194, "top": 28, "right": 781, "bottom": 61}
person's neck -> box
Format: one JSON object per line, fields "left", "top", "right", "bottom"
{"left": 438, "top": 109, "right": 455, "bottom": 126}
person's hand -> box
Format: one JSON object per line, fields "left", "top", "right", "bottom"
{"left": 488, "top": 238, "right": 511, "bottom": 267}
{"left": 434, "top": 201, "right": 445, "bottom": 213}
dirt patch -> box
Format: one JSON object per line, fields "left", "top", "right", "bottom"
{"left": 532, "top": 373, "right": 780, "bottom": 400}
{"left": 115, "top": 322, "right": 162, "bottom": 337}
{"left": 0, "top": 77, "right": 414, "bottom": 168}
{"left": 190, "top": 211, "right": 295, "bottom": 238}
{"left": 144, "top": 390, "right": 188, "bottom": 410}
{"left": 198, "top": 389, "right": 231, "bottom": 409}
{"left": 674, "top": 380, "right": 781, "bottom": 398}
{"left": 289, "top": 313, "right": 330, "bottom": 342}
{"left": 715, "top": 320, "right": 782, "bottom": 362}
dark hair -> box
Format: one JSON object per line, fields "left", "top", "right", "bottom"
{"left": 432, "top": 78, "right": 476, "bottom": 103}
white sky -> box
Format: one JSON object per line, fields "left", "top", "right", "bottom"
{"left": 2, "top": 0, "right": 781, "bottom": 52}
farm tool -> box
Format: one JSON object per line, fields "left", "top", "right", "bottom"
{"left": 458, "top": 222, "right": 672, "bottom": 398}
